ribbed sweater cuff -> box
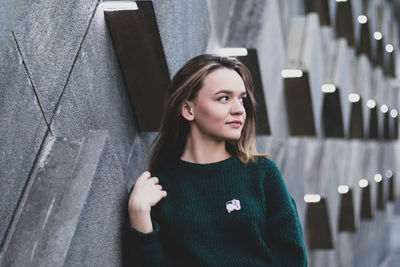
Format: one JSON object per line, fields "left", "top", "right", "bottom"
{"left": 127, "top": 220, "right": 161, "bottom": 243}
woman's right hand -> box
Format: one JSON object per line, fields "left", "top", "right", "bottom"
{"left": 128, "top": 171, "right": 167, "bottom": 233}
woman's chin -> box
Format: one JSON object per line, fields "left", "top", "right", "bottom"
{"left": 226, "top": 134, "right": 242, "bottom": 141}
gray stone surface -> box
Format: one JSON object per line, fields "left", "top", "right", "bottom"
{"left": 277, "top": 136, "right": 398, "bottom": 267}
{"left": 334, "top": 140, "right": 392, "bottom": 267}
{"left": 312, "top": 141, "right": 339, "bottom": 258}
{"left": 321, "top": 27, "right": 336, "bottom": 83}
{"left": 301, "top": 14, "right": 325, "bottom": 137}
{"left": 13, "top": 0, "right": 99, "bottom": 121}
{"left": 63, "top": 130, "right": 128, "bottom": 267}
{"left": 381, "top": 205, "right": 400, "bottom": 267}
{"left": 280, "top": 138, "right": 307, "bottom": 223}
{"left": 0, "top": 0, "right": 26, "bottom": 53}
{"left": 318, "top": 141, "right": 342, "bottom": 241}
{"left": 342, "top": 211, "right": 388, "bottom": 267}
{"left": 253, "top": 0, "right": 289, "bottom": 138}
{"left": 277, "top": 0, "right": 305, "bottom": 39}
{"left": 284, "top": 14, "right": 326, "bottom": 136}
{"left": 353, "top": 212, "right": 389, "bottom": 267}
{"left": 279, "top": 138, "right": 329, "bottom": 222}
{"left": 0, "top": 34, "right": 48, "bottom": 246}
{"left": 281, "top": 138, "right": 337, "bottom": 267}
{"left": 332, "top": 38, "right": 356, "bottom": 137}
{"left": 50, "top": 6, "right": 138, "bottom": 183}
{"left": 366, "top": 142, "right": 380, "bottom": 210}
{"left": 222, "top": 0, "right": 261, "bottom": 46}
{"left": 0, "top": 130, "right": 128, "bottom": 266}
{"left": 0, "top": 134, "right": 83, "bottom": 266}
{"left": 265, "top": 137, "right": 287, "bottom": 170}
{"left": 346, "top": 140, "right": 371, "bottom": 226}
{"left": 355, "top": 55, "right": 373, "bottom": 135}
{"left": 381, "top": 3, "right": 392, "bottom": 45}
{"left": 256, "top": 136, "right": 286, "bottom": 168}
{"left": 328, "top": 0, "right": 336, "bottom": 27}
{"left": 126, "top": 131, "right": 158, "bottom": 191}
{"left": 381, "top": 142, "right": 397, "bottom": 190}
{"left": 255, "top": 136, "right": 269, "bottom": 155}
{"left": 152, "top": 0, "right": 211, "bottom": 77}
{"left": 1, "top": 0, "right": 399, "bottom": 266}
{"left": 380, "top": 247, "right": 400, "bottom": 267}
{"left": 328, "top": 140, "right": 349, "bottom": 186}
{"left": 301, "top": 139, "right": 324, "bottom": 195}
{"left": 371, "top": 68, "right": 385, "bottom": 105}
{"left": 371, "top": 68, "right": 386, "bottom": 137}
{"left": 387, "top": 81, "right": 399, "bottom": 114}
{"left": 352, "top": 0, "right": 362, "bottom": 42}
{"left": 395, "top": 142, "right": 400, "bottom": 196}
{"left": 205, "top": 0, "right": 235, "bottom": 51}
{"left": 285, "top": 16, "right": 305, "bottom": 69}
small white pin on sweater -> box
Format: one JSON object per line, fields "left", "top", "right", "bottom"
{"left": 226, "top": 199, "right": 241, "bottom": 213}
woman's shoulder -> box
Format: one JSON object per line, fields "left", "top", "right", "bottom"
{"left": 151, "top": 159, "right": 181, "bottom": 182}
{"left": 251, "top": 155, "right": 279, "bottom": 169}
{"left": 250, "top": 155, "right": 284, "bottom": 181}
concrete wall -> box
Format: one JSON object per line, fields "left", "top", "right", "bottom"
{"left": 0, "top": 0, "right": 399, "bottom": 266}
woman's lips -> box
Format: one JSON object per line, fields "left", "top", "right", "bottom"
{"left": 227, "top": 121, "right": 242, "bottom": 128}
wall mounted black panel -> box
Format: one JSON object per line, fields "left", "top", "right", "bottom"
{"left": 283, "top": 71, "right": 316, "bottom": 136}
{"left": 388, "top": 174, "right": 395, "bottom": 201}
{"left": 376, "top": 180, "right": 385, "bottom": 210}
{"left": 390, "top": 116, "right": 394, "bottom": 140}
{"left": 322, "top": 88, "right": 344, "bottom": 137}
{"left": 349, "top": 100, "right": 364, "bottom": 138}
{"left": 305, "top": 0, "right": 331, "bottom": 26}
{"left": 384, "top": 50, "right": 395, "bottom": 77}
{"left": 384, "top": 53, "right": 391, "bottom": 76}
{"left": 306, "top": 198, "right": 333, "bottom": 249}
{"left": 335, "top": 1, "right": 355, "bottom": 47}
{"left": 394, "top": 116, "right": 399, "bottom": 139}
{"left": 338, "top": 189, "right": 356, "bottom": 232}
{"left": 384, "top": 112, "right": 390, "bottom": 140}
{"left": 237, "top": 49, "right": 271, "bottom": 135}
{"left": 357, "top": 21, "right": 372, "bottom": 59}
{"left": 374, "top": 38, "right": 384, "bottom": 68}
{"left": 104, "top": 1, "right": 170, "bottom": 132}
{"left": 360, "top": 185, "right": 373, "bottom": 220}
{"left": 368, "top": 106, "right": 378, "bottom": 139}
{"left": 389, "top": 51, "right": 396, "bottom": 77}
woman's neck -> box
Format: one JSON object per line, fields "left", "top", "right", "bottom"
{"left": 180, "top": 132, "right": 231, "bottom": 164}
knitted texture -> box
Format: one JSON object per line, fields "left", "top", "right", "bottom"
{"left": 128, "top": 156, "right": 307, "bottom": 267}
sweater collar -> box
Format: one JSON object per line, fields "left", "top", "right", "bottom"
{"left": 174, "top": 155, "right": 239, "bottom": 172}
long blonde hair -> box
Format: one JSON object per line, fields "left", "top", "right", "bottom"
{"left": 148, "top": 54, "right": 262, "bottom": 172}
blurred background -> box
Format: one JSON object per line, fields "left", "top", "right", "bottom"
{"left": 1, "top": 0, "right": 400, "bottom": 266}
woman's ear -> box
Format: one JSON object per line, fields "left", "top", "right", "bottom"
{"left": 181, "top": 101, "right": 194, "bottom": 121}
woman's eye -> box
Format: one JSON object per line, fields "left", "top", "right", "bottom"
{"left": 239, "top": 97, "right": 247, "bottom": 103}
{"left": 219, "top": 96, "right": 229, "bottom": 102}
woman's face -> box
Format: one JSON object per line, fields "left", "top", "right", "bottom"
{"left": 187, "top": 67, "right": 247, "bottom": 141}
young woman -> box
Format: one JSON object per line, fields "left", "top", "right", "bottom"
{"left": 127, "top": 54, "right": 307, "bottom": 266}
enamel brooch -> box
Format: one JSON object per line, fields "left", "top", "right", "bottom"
{"left": 226, "top": 199, "right": 241, "bottom": 213}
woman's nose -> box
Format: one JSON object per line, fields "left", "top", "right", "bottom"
{"left": 230, "top": 98, "right": 245, "bottom": 114}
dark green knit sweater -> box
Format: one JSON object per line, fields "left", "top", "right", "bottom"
{"left": 128, "top": 155, "right": 307, "bottom": 266}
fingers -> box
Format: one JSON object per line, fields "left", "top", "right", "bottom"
{"left": 151, "top": 177, "right": 159, "bottom": 184}
{"left": 137, "top": 171, "right": 151, "bottom": 182}
{"left": 134, "top": 170, "right": 166, "bottom": 197}
{"left": 137, "top": 172, "right": 160, "bottom": 184}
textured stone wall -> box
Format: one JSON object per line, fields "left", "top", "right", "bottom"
{"left": 0, "top": 0, "right": 399, "bottom": 266}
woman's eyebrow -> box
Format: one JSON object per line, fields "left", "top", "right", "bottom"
{"left": 214, "top": 89, "right": 247, "bottom": 95}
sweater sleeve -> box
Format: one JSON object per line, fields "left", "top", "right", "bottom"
{"left": 127, "top": 214, "right": 169, "bottom": 267}
{"left": 264, "top": 159, "right": 308, "bottom": 267}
